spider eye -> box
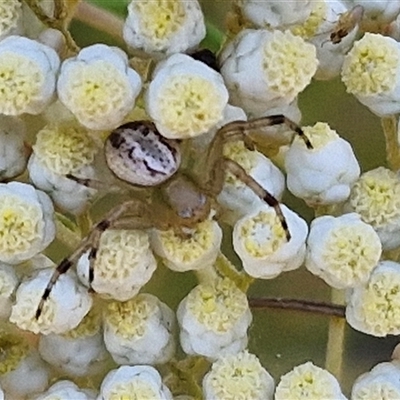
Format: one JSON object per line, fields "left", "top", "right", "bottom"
{"left": 105, "top": 121, "right": 181, "bottom": 186}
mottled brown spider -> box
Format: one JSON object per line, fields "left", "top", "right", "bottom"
{"left": 35, "top": 115, "right": 312, "bottom": 319}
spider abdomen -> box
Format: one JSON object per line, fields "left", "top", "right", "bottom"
{"left": 105, "top": 121, "right": 181, "bottom": 186}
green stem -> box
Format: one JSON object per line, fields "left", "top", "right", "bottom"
{"left": 23, "top": 0, "right": 80, "bottom": 53}
{"left": 325, "top": 289, "right": 346, "bottom": 380}
{"left": 381, "top": 115, "right": 400, "bottom": 171}
{"left": 73, "top": 1, "right": 124, "bottom": 43}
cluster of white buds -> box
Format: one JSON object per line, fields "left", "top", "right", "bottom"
{"left": 57, "top": 44, "right": 142, "bottom": 130}
{"left": 351, "top": 361, "right": 400, "bottom": 399}
{"left": 177, "top": 277, "right": 252, "bottom": 360}
{"left": 220, "top": 29, "right": 318, "bottom": 116}
{"left": 274, "top": 361, "right": 346, "bottom": 400}
{"left": 98, "top": 365, "right": 173, "bottom": 400}
{"left": 146, "top": 54, "right": 229, "bottom": 139}
{"left": 0, "top": 331, "right": 49, "bottom": 399}
{"left": 202, "top": 350, "right": 275, "bottom": 400}
{"left": 346, "top": 260, "right": 400, "bottom": 337}
{"left": 28, "top": 123, "right": 99, "bottom": 213}
{"left": 77, "top": 229, "right": 157, "bottom": 301}
{"left": 4, "top": 0, "right": 400, "bottom": 397}
{"left": 38, "top": 308, "right": 107, "bottom": 377}
{"left": 286, "top": 122, "right": 360, "bottom": 205}
{"left": 233, "top": 205, "right": 308, "bottom": 279}
{"left": 10, "top": 268, "right": 92, "bottom": 334}
{"left": 103, "top": 294, "right": 176, "bottom": 365}
{"left": 306, "top": 213, "right": 382, "bottom": 289}
{"left": 123, "top": 0, "right": 205, "bottom": 56}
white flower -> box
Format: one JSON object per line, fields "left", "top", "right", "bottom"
{"left": 146, "top": 53, "right": 229, "bottom": 139}
{"left": 344, "top": 167, "right": 400, "bottom": 250}
{"left": 301, "top": 1, "right": 361, "bottom": 80}
{"left": 219, "top": 29, "right": 318, "bottom": 115}
{"left": 28, "top": 123, "right": 99, "bottom": 214}
{"left": 98, "top": 365, "right": 173, "bottom": 400}
{"left": 103, "top": 294, "right": 176, "bottom": 365}
{"left": 342, "top": 33, "right": 400, "bottom": 117}
{"left": 0, "top": 264, "right": 18, "bottom": 320}
{"left": 351, "top": 361, "right": 400, "bottom": 400}
{"left": 0, "top": 35, "right": 60, "bottom": 115}
{"left": 0, "top": 182, "right": 55, "bottom": 265}
{"left": 239, "top": 0, "right": 313, "bottom": 29}
{"left": 202, "top": 350, "right": 275, "bottom": 400}
{"left": 177, "top": 278, "right": 252, "bottom": 360}
{"left": 285, "top": 122, "right": 360, "bottom": 205}
{"left": 306, "top": 213, "right": 382, "bottom": 289}
{"left": 275, "top": 361, "right": 346, "bottom": 400}
{"left": 0, "top": 116, "right": 28, "bottom": 181}
{"left": 233, "top": 205, "right": 308, "bottom": 279}
{"left": 217, "top": 141, "right": 285, "bottom": 226}
{"left": 345, "top": 0, "right": 400, "bottom": 31}
{"left": 10, "top": 268, "right": 92, "bottom": 335}
{"left": 123, "top": 0, "right": 205, "bottom": 55}
{"left": 0, "top": 0, "right": 22, "bottom": 40}
{"left": 57, "top": 44, "right": 142, "bottom": 130}
{"left": 150, "top": 220, "right": 222, "bottom": 272}
{"left": 38, "top": 309, "right": 107, "bottom": 377}
{"left": 34, "top": 380, "right": 97, "bottom": 400}
{"left": 77, "top": 230, "right": 157, "bottom": 301}
{"left": 0, "top": 332, "right": 49, "bottom": 399}
{"left": 346, "top": 260, "right": 400, "bottom": 337}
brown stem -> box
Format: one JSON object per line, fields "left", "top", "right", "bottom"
{"left": 248, "top": 297, "right": 345, "bottom": 318}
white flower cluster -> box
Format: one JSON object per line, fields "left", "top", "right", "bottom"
{"left": 3, "top": 0, "right": 400, "bottom": 398}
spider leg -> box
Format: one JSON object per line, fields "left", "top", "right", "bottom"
{"left": 219, "top": 115, "right": 313, "bottom": 149}
{"left": 222, "top": 158, "right": 291, "bottom": 241}
{"left": 35, "top": 199, "right": 148, "bottom": 320}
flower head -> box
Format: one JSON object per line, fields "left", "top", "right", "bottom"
{"left": 34, "top": 380, "right": 96, "bottom": 400}
{"left": 241, "top": 0, "right": 313, "bottom": 30}
{"left": 285, "top": 122, "right": 360, "bottom": 205}
{"left": 0, "top": 35, "right": 59, "bottom": 115}
{"left": 38, "top": 309, "right": 107, "bottom": 377}
{"left": 57, "top": 44, "right": 142, "bottom": 130}
{"left": 0, "top": 331, "right": 49, "bottom": 399}
{"left": 10, "top": 268, "right": 92, "bottom": 335}
{"left": 233, "top": 205, "right": 308, "bottom": 279}
{"left": 351, "top": 361, "right": 400, "bottom": 400}
{"left": 77, "top": 229, "right": 157, "bottom": 301}
{"left": 346, "top": 260, "right": 400, "bottom": 336}
{"left": 345, "top": 167, "right": 400, "bottom": 250}
{"left": 32, "top": 124, "right": 97, "bottom": 176}
{"left": 0, "top": 116, "right": 28, "bottom": 181}
{"left": 123, "top": 0, "right": 205, "bottom": 55}
{"left": 202, "top": 350, "right": 275, "bottom": 400}
{"left": 220, "top": 29, "right": 318, "bottom": 115}
{"left": 342, "top": 33, "right": 400, "bottom": 116}
{"left": 103, "top": 294, "right": 175, "bottom": 365}
{"left": 0, "top": 0, "right": 22, "bottom": 40}
{"left": 0, "top": 182, "right": 55, "bottom": 264}
{"left": 146, "top": 54, "right": 229, "bottom": 139}
{"left": 177, "top": 277, "right": 252, "bottom": 360}
{"left": 150, "top": 220, "right": 222, "bottom": 272}
{"left": 98, "top": 365, "right": 173, "bottom": 400}
{"left": 275, "top": 361, "right": 346, "bottom": 400}
{"left": 306, "top": 213, "right": 382, "bottom": 289}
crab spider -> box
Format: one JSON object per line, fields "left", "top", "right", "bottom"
{"left": 35, "top": 116, "right": 312, "bottom": 319}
